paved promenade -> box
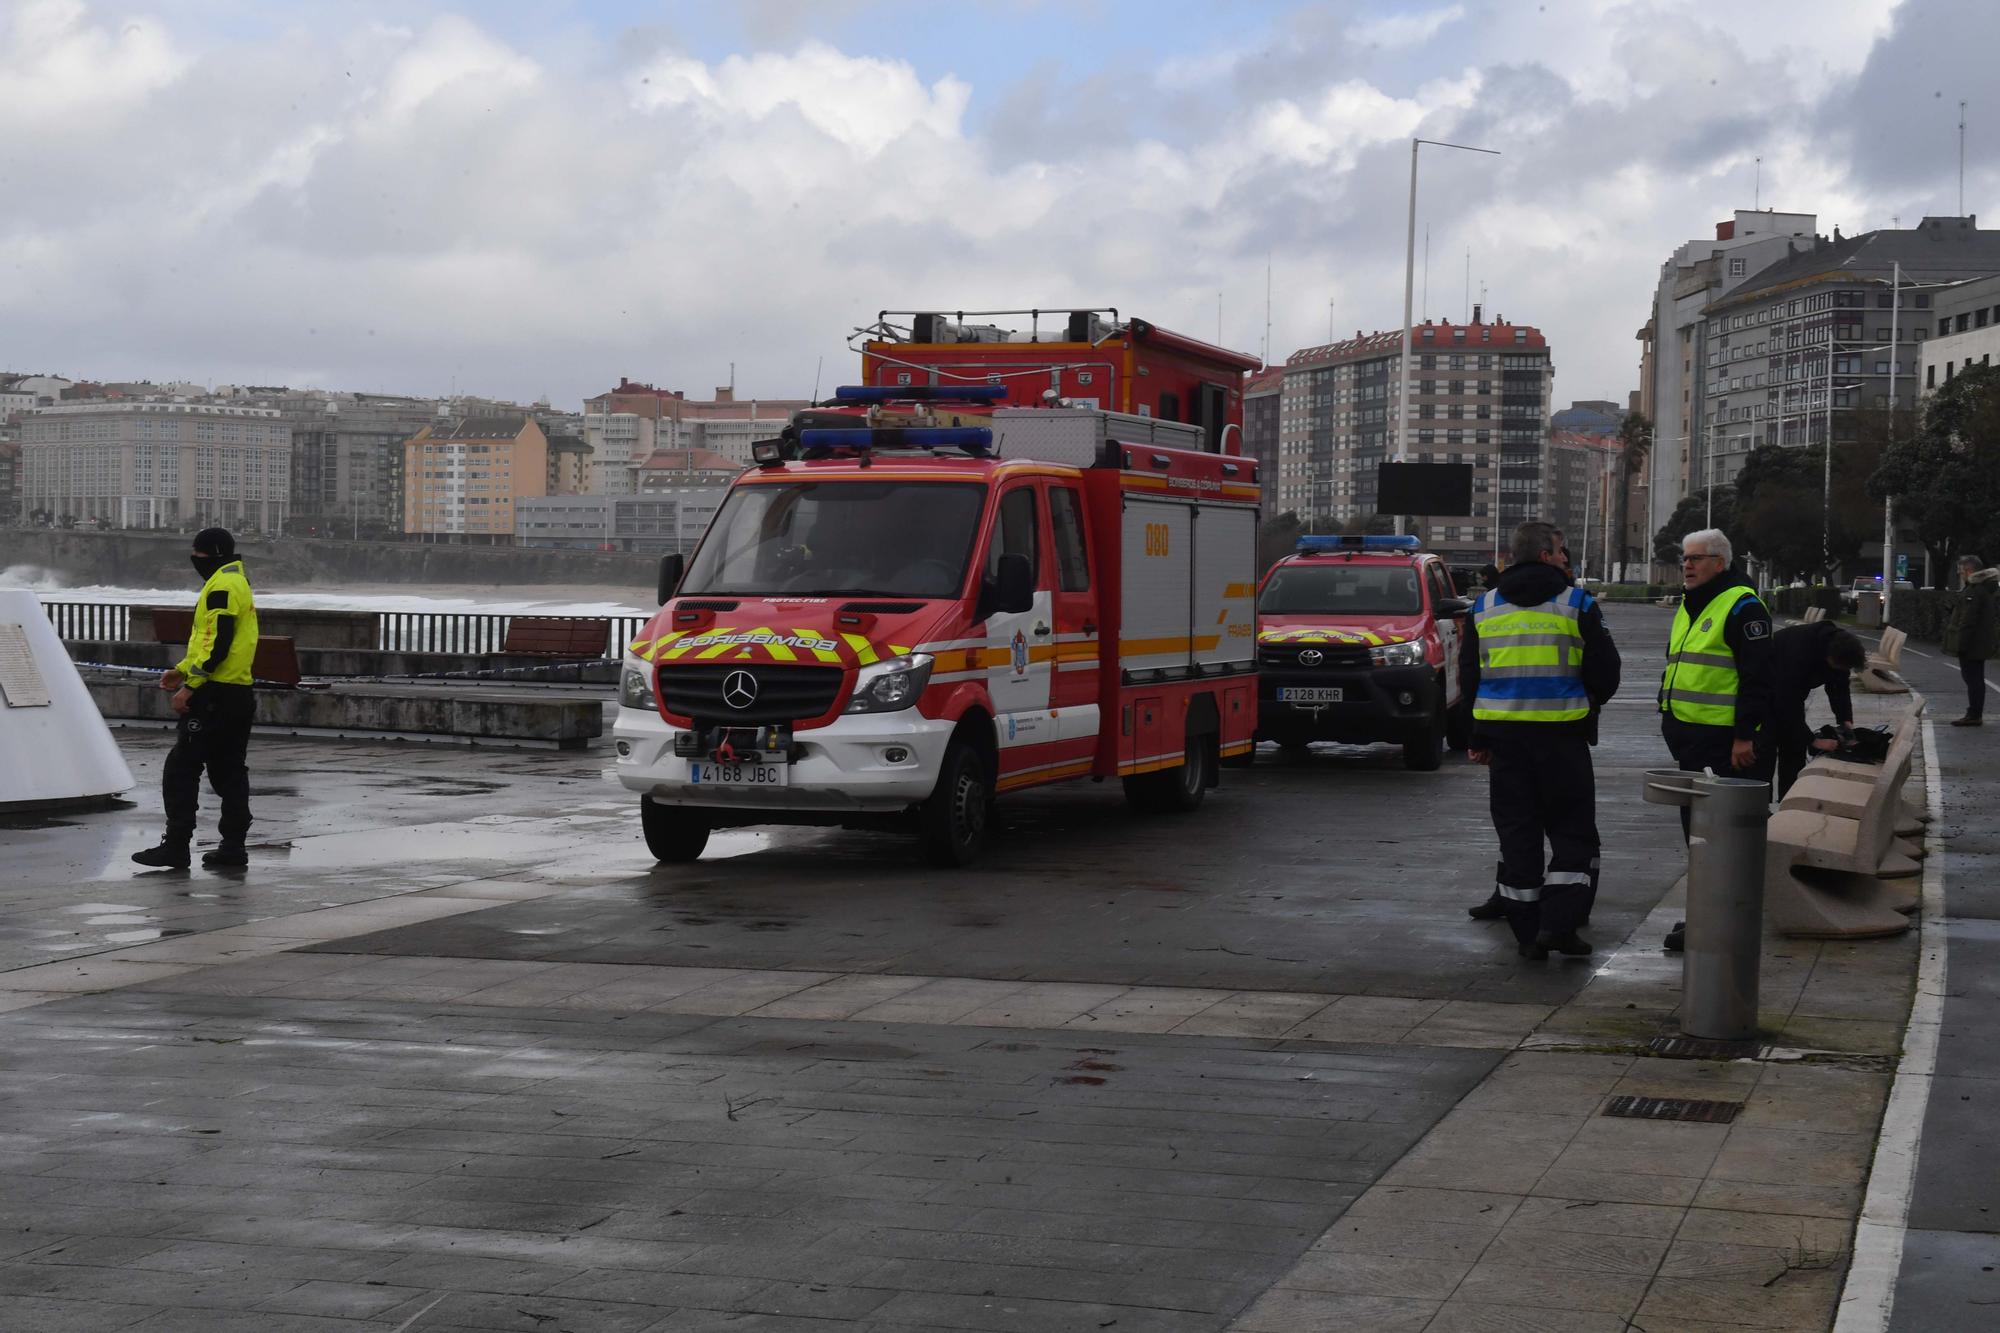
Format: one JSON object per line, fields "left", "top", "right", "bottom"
{"left": 0, "top": 603, "right": 1975, "bottom": 1330}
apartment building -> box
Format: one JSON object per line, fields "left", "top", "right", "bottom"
{"left": 1240, "top": 367, "right": 1281, "bottom": 486}
{"left": 582, "top": 380, "right": 809, "bottom": 491}
{"left": 19, "top": 400, "right": 292, "bottom": 531}
{"left": 1640, "top": 210, "right": 1820, "bottom": 569}
{"left": 515, "top": 489, "right": 726, "bottom": 555}
{"left": 282, "top": 395, "right": 445, "bottom": 537}
{"left": 1699, "top": 217, "right": 2000, "bottom": 488}
{"left": 402, "top": 416, "right": 548, "bottom": 542}
{"left": 1921, "top": 271, "right": 2000, "bottom": 390}
{"left": 1276, "top": 311, "right": 1553, "bottom": 563}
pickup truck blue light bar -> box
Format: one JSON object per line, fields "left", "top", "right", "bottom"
{"left": 1295, "top": 534, "right": 1422, "bottom": 553}
{"left": 798, "top": 427, "right": 994, "bottom": 453}
{"left": 832, "top": 384, "right": 1008, "bottom": 403}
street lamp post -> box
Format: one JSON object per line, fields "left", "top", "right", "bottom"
{"left": 1395, "top": 137, "right": 1498, "bottom": 536}
{"left": 1883, "top": 263, "right": 1901, "bottom": 622}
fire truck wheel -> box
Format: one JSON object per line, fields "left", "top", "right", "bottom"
{"left": 1403, "top": 701, "right": 1445, "bottom": 772}
{"left": 1124, "top": 733, "right": 1212, "bottom": 814}
{"left": 641, "top": 797, "right": 711, "bottom": 862}
{"left": 920, "top": 739, "right": 993, "bottom": 867}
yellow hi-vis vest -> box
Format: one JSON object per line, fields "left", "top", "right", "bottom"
{"left": 1661, "top": 585, "right": 1757, "bottom": 726}
{"left": 1470, "top": 585, "right": 1591, "bottom": 722}
{"left": 175, "top": 560, "right": 259, "bottom": 688}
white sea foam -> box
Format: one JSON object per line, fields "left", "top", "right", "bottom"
{"left": 0, "top": 567, "right": 654, "bottom": 617}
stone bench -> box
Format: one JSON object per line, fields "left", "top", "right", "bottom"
{"left": 1857, "top": 626, "right": 1911, "bottom": 695}
{"left": 1763, "top": 699, "right": 1925, "bottom": 938}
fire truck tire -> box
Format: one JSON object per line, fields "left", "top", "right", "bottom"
{"left": 919, "top": 738, "right": 993, "bottom": 867}
{"left": 641, "top": 797, "right": 711, "bottom": 862}
{"left": 1124, "top": 733, "right": 1212, "bottom": 814}
{"left": 1403, "top": 700, "right": 1445, "bottom": 772}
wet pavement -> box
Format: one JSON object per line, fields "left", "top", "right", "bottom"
{"left": 2, "top": 601, "right": 1929, "bottom": 1331}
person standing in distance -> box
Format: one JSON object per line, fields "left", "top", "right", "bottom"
{"left": 1769, "top": 622, "right": 1865, "bottom": 796}
{"left": 131, "top": 528, "right": 261, "bottom": 870}
{"left": 1658, "top": 527, "right": 1772, "bottom": 952}
{"left": 1462, "top": 521, "right": 1621, "bottom": 959}
{"left": 1945, "top": 554, "right": 1998, "bottom": 726}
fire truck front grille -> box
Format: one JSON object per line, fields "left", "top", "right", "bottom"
{"left": 1260, "top": 645, "right": 1370, "bottom": 670}
{"left": 656, "top": 663, "right": 845, "bottom": 723}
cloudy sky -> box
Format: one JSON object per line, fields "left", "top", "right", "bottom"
{"left": 1, "top": 0, "right": 1991, "bottom": 411}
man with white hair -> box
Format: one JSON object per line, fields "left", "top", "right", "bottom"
{"left": 1657, "top": 527, "right": 1774, "bottom": 951}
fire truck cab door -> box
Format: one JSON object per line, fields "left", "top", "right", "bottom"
{"left": 1044, "top": 481, "right": 1101, "bottom": 742}
{"left": 981, "top": 482, "right": 1055, "bottom": 760}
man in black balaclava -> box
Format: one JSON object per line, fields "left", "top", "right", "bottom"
{"left": 132, "top": 527, "right": 261, "bottom": 870}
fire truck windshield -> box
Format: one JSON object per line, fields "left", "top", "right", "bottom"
{"left": 681, "top": 480, "right": 986, "bottom": 599}
{"left": 1259, "top": 564, "right": 1422, "bottom": 616}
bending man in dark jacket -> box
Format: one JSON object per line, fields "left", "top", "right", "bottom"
{"left": 1461, "top": 522, "right": 1622, "bottom": 958}
{"left": 1771, "top": 621, "right": 1864, "bottom": 796}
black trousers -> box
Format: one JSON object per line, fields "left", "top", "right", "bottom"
{"left": 1487, "top": 727, "right": 1599, "bottom": 944}
{"left": 163, "top": 684, "right": 255, "bottom": 846}
{"left": 1774, "top": 708, "right": 1813, "bottom": 799}
{"left": 1962, "top": 656, "right": 1988, "bottom": 718}
{"left": 1662, "top": 713, "right": 1774, "bottom": 838}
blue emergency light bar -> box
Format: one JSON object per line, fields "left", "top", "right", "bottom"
{"left": 798, "top": 426, "right": 994, "bottom": 455}
{"left": 832, "top": 384, "right": 1008, "bottom": 404}
{"left": 1295, "top": 534, "right": 1422, "bottom": 553}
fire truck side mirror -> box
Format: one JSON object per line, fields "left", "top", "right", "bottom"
{"left": 657, "top": 553, "right": 685, "bottom": 606}
{"left": 981, "top": 553, "right": 1034, "bottom": 619}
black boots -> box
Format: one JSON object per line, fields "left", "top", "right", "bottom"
{"left": 1468, "top": 891, "right": 1507, "bottom": 920}
{"left": 131, "top": 843, "right": 190, "bottom": 870}
{"left": 202, "top": 845, "right": 249, "bottom": 867}
{"left": 1951, "top": 715, "right": 1983, "bottom": 727}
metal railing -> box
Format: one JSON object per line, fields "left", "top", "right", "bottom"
{"left": 43, "top": 601, "right": 651, "bottom": 660}
{"left": 40, "top": 601, "right": 132, "bottom": 642}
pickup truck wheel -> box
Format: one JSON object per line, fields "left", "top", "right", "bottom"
{"left": 640, "top": 797, "right": 711, "bottom": 862}
{"left": 1124, "top": 732, "right": 1212, "bottom": 814}
{"left": 919, "top": 739, "right": 992, "bottom": 867}
{"left": 1403, "top": 700, "right": 1445, "bottom": 772}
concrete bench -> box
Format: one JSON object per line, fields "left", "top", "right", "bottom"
{"left": 500, "top": 617, "right": 612, "bottom": 658}
{"left": 1802, "top": 606, "right": 1826, "bottom": 624}
{"left": 84, "top": 678, "right": 602, "bottom": 748}
{"left": 1857, "top": 626, "right": 1911, "bottom": 695}
{"left": 1763, "top": 699, "right": 1925, "bottom": 938}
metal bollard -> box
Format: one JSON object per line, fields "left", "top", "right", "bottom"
{"left": 1641, "top": 769, "right": 1771, "bottom": 1040}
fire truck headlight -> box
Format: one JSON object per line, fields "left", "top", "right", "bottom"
{"left": 1369, "top": 640, "right": 1424, "bottom": 668}
{"left": 845, "top": 654, "right": 935, "bottom": 713}
{"left": 619, "top": 665, "right": 655, "bottom": 709}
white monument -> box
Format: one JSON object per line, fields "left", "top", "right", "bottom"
{"left": 0, "top": 590, "right": 136, "bottom": 809}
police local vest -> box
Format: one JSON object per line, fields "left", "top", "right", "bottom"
{"left": 176, "top": 560, "right": 259, "bottom": 688}
{"left": 1471, "top": 585, "right": 1590, "bottom": 722}
{"left": 1662, "top": 585, "right": 1756, "bottom": 726}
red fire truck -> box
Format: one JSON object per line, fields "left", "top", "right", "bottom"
{"left": 856, "top": 308, "right": 1261, "bottom": 454}
{"left": 612, "top": 386, "right": 1260, "bottom": 866}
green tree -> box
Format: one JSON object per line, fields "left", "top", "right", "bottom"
{"left": 1730, "top": 442, "right": 1877, "bottom": 580}
{"left": 1257, "top": 510, "right": 1302, "bottom": 574}
{"left": 1869, "top": 362, "right": 2000, "bottom": 586}
{"left": 1653, "top": 490, "right": 1734, "bottom": 567}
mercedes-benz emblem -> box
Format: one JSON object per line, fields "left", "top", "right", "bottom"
{"left": 1298, "top": 649, "right": 1324, "bottom": 667}
{"left": 722, "top": 670, "right": 759, "bottom": 710}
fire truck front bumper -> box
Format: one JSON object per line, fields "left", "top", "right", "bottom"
{"left": 612, "top": 705, "right": 957, "bottom": 813}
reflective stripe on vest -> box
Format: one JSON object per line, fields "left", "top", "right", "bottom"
{"left": 1471, "top": 585, "right": 1590, "bottom": 722}
{"left": 1661, "top": 585, "right": 1757, "bottom": 725}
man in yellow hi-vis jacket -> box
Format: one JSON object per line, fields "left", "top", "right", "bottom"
{"left": 132, "top": 528, "right": 261, "bottom": 870}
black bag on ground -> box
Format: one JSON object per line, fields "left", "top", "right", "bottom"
{"left": 1815, "top": 723, "right": 1891, "bottom": 764}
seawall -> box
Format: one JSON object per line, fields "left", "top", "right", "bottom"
{"left": 3, "top": 528, "right": 659, "bottom": 591}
